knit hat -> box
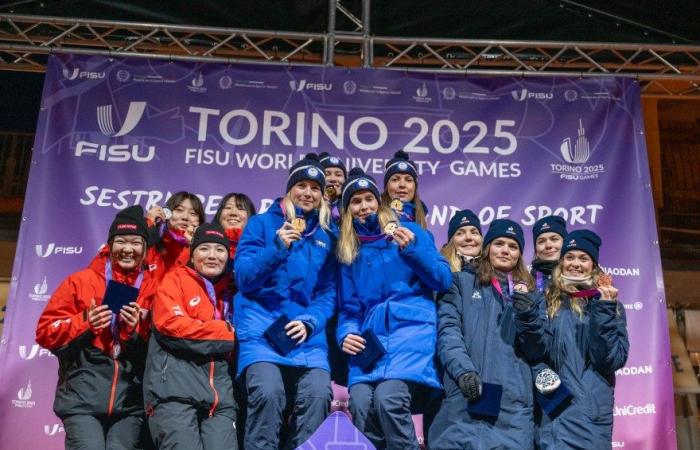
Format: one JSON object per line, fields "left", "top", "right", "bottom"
{"left": 286, "top": 153, "right": 325, "bottom": 192}
{"left": 108, "top": 205, "right": 149, "bottom": 243}
{"left": 562, "top": 229, "right": 602, "bottom": 264}
{"left": 384, "top": 150, "right": 418, "bottom": 186}
{"left": 319, "top": 152, "right": 347, "bottom": 177}
{"left": 533, "top": 215, "right": 567, "bottom": 245}
{"left": 483, "top": 219, "right": 525, "bottom": 251}
{"left": 190, "top": 223, "right": 230, "bottom": 253}
{"left": 341, "top": 168, "right": 381, "bottom": 211}
{"left": 448, "top": 209, "right": 482, "bottom": 242}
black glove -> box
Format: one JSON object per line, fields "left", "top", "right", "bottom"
{"left": 458, "top": 371, "right": 482, "bottom": 401}
{"left": 512, "top": 292, "right": 534, "bottom": 313}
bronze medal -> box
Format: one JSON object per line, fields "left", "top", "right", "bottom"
{"left": 384, "top": 221, "right": 398, "bottom": 236}
{"left": 390, "top": 199, "right": 403, "bottom": 212}
{"left": 291, "top": 217, "right": 306, "bottom": 233}
{"left": 598, "top": 274, "right": 613, "bottom": 287}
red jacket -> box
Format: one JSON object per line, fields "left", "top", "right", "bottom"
{"left": 143, "top": 265, "right": 236, "bottom": 415}
{"left": 35, "top": 248, "right": 156, "bottom": 418}
{"left": 146, "top": 227, "right": 191, "bottom": 283}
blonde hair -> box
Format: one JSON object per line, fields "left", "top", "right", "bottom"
{"left": 283, "top": 193, "right": 331, "bottom": 232}
{"left": 337, "top": 205, "right": 397, "bottom": 265}
{"left": 441, "top": 238, "right": 482, "bottom": 273}
{"left": 380, "top": 191, "right": 427, "bottom": 229}
{"left": 477, "top": 243, "right": 534, "bottom": 290}
{"left": 546, "top": 264, "right": 605, "bottom": 319}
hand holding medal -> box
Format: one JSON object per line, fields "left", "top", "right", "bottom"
{"left": 278, "top": 222, "right": 302, "bottom": 249}
{"left": 596, "top": 274, "right": 618, "bottom": 301}
{"left": 392, "top": 226, "right": 415, "bottom": 250}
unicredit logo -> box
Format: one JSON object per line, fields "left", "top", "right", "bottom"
{"left": 613, "top": 403, "right": 656, "bottom": 416}
{"left": 97, "top": 102, "right": 146, "bottom": 137}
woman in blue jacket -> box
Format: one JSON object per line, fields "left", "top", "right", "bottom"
{"left": 381, "top": 150, "right": 429, "bottom": 229}
{"left": 336, "top": 168, "right": 451, "bottom": 450}
{"left": 233, "top": 153, "right": 337, "bottom": 450}
{"left": 430, "top": 219, "right": 542, "bottom": 450}
{"left": 515, "top": 230, "right": 629, "bottom": 449}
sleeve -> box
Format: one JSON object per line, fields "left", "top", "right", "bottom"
{"left": 513, "top": 290, "right": 552, "bottom": 363}
{"left": 152, "top": 273, "right": 235, "bottom": 356}
{"left": 336, "top": 264, "right": 363, "bottom": 347}
{"left": 588, "top": 299, "right": 629, "bottom": 374}
{"left": 234, "top": 216, "right": 289, "bottom": 294}
{"left": 295, "top": 252, "right": 337, "bottom": 337}
{"left": 436, "top": 273, "right": 478, "bottom": 380}
{"left": 35, "top": 275, "right": 93, "bottom": 358}
{"left": 399, "top": 226, "right": 452, "bottom": 292}
{"left": 122, "top": 275, "right": 159, "bottom": 343}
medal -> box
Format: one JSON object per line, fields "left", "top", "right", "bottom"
{"left": 390, "top": 199, "right": 403, "bottom": 212}
{"left": 384, "top": 221, "right": 398, "bottom": 236}
{"left": 162, "top": 207, "right": 172, "bottom": 220}
{"left": 598, "top": 274, "right": 613, "bottom": 287}
{"left": 325, "top": 185, "right": 338, "bottom": 201}
{"left": 291, "top": 217, "right": 306, "bottom": 233}
{"left": 111, "top": 343, "right": 121, "bottom": 359}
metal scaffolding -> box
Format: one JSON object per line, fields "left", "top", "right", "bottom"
{"left": 0, "top": 0, "right": 699, "bottom": 98}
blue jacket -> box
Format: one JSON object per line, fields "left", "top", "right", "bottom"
{"left": 233, "top": 199, "right": 337, "bottom": 376}
{"left": 429, "top": 270, "right": 541, "bottom": 450}
{"left": 336, "top": 215, "right": 451, "bottom": 390}
{"left": 517, "top": 295, "right": 629, "bottom": 449}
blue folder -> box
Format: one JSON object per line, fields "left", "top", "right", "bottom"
{"left": 264, "top": 314, "right": 297, "bottom": 356}
{"left": 467, "top": 382, "right": 503, "bottom": 418}
{"left": 535, "top": 383, "right": 573, "bottom": 417}
{"left": 103, "top": 280, "right": 139, "bottom": 314}
{"left": 353, "top": 328, "right": 386, "bottom": 372}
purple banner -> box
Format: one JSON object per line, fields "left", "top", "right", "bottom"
{"left": 0, "top": 53, "right": 674, "bottom": 449}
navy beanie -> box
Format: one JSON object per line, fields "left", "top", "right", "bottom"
{"left": 286, "top": 153, "right": 326, "bottom": 192}
{"left": 448, "top": 209, "right": 482, "bottom": 242}
{"left": 341, "top": 168, "right": 381, "bottom": 211}
{"left": 562, "top": 229, "right": 602, "bottom": 264}
{"left": 384, "top": 150, "right": 418, "bottom": 186}
{"left": 533, "top": 215, "right": 567, "bottom": 245}
{"left": 108, "top": 205, "right": 149, "bottom": 243}
{"left": 483, "top": 219, "right": 525, "bottom": 252}
{"left": 190, "top": 222, "right": 230, "bottom": 253}
{"left": 319, "top": 152, "right": 347, "bottom": 177}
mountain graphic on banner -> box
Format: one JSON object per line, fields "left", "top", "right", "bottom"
{"left": 295, "top": 412, "right": 376, "bottom": 450}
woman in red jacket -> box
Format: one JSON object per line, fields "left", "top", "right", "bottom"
{"left": 143, "top": 223, "right": 237, "bottom": 450}
{"left": 36, "top": 206, "right": 153, "bottom": 450}
{"left": 212, "top": 192, "right": 256, "bottom": 260}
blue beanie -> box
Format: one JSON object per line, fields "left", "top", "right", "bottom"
{"left": 384, "top": 150, "right": 418, "bottom": 186}
{"left": 533, "top": 215, "right": 568, "bottom": 245}
{"left": 562, "top": 229, "right": 602, "bottom": 264}
{"left": 286, "top": 153, "right": 325, "bottom": 192}
{"left": 448, "top": 209, "right": 482, "bottom": 242}
{"left": 483, "top": 219, "right": 525, "bottom": 251}
{"left": 341, "top": 168, "right": 381, "bottom": 211}
{"left": 319, "top": 152, "right": 347, "bottom": 177}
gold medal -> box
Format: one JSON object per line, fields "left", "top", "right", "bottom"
{"left": 598, "top": 274, "right": 613, "bottom": 287}
{"left": 291, "top": 217, "right": 306, "bottom": 233}
{"left": 390, "top": 199, "right": 403, "bottom": 212}
{"left": 384, "top": 221, "right": 398, "bottom": 236}
{"left": 325, "top": 185, "right": 338, "bottom": 201}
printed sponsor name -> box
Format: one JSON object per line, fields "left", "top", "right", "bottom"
{"left": 615, "top": 365, "right": 652, "bottom": 377}
{"left": 613, "top": 403, "right": 656, "bottom": 417}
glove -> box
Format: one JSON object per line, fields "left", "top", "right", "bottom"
{"left": 458, "top": 371, "right": 482, "bottom": 402}
{"left": 512, "top": 292, "right": 534, "bottom": 313}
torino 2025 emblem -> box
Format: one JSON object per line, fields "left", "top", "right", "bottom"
{"left": 551, "top": 118, "right": 605, "bottom": 181}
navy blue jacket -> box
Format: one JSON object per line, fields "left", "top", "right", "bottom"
{"left": 430, "top": 270, "right": 541, "bottom": 450}
{"left": 337, "top": 215, "right": 451, "bottom": 389}
{"left": 517, "top": 295, "right": 629, "bottom": 449}
{"left": 233, "top": 199, "right": 337, "bottom": 375}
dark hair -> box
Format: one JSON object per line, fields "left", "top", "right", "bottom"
{"left": 166, "top": 191, "right": 206, "bottom": 225}
{"left": 213, "top": 193, "right": 257, "bottom": 227}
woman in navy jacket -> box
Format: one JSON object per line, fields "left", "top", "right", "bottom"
{"left": 380, "top": 150, "right": 429, "bottom": 230}
{"left": 336, "top": 168, "right": 451, "bottom": 450}
{"left": 440, "top": 209, "right": 482, "bottom": 273}
{"left": 515, "top": 230, "right": 629, "bottom": 449}
{"left": 234, "top": 153, "right": 337, "bottom": 450}
{"left": 430, "top": 219, "right": 542, "bottom": 450}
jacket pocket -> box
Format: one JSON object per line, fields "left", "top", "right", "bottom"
{"left": 389, "top": 302, "right": 436, "bottom": 325}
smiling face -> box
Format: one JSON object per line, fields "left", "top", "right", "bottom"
{"left": 324, "top": 167, "right": 346, "bottom": 191}
{"left": 488, "top": 237, "right": 521, "bottom": 272}
{"left": 535, "top": 232, "right": 564, "bottom": 261}
{"left": 191, "top": 243, "right": 228, "bottom": 278}
{"left": 289, "top": 180, "right": 323, "bottom": 213}
{"left": 168, "top": 198, "right": 201, "bottom": 231}
{"left": 110, "top": 235, "right": 146, "bottom": 272}
{"left": 385, "top": 173, "right": 416, "bottom": 202}
{"left": 452, "top": 225, "right": 483, "bottom": 258}
{"left": 562, "top": 250, "right": 594, "bottom": 278}
{"left": 348, "top": 190, "right": 379, "bottom": 223}
{"left": 218, "top": 196, "right": 250, "bottom": 230}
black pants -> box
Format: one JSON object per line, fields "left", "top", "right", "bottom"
{"left": 244, "top": 362, "right": 332, "bottom": 450}
{"left": 350, "top": 380, "right": 439, "bottom": 450}
{"left": 148, "top": 402, "right": 237, "bottom": 450}
{"left": 63, "top": 414, "right": 146, "bottom": 450}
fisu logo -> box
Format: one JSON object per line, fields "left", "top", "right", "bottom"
{"left": 96, "top": 102, "right": 147, "bottom": 137}
{"left": 44, "top": 424, "right": 64, "bottom": 436}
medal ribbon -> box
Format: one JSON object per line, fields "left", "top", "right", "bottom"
{"left": 105, "top": 260, "right": 143, "bottom": 358}
{"left": 491, "top": 273, "right": 514, "bottom": 302}
{"left": 535, "top": 271, "right": 546, "bottom": 292}
{"left": 198, "top": 275, "right": 224, "bottom": 320}
{"left": 570, "top": 288, "right": 601, "bottom": 298}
